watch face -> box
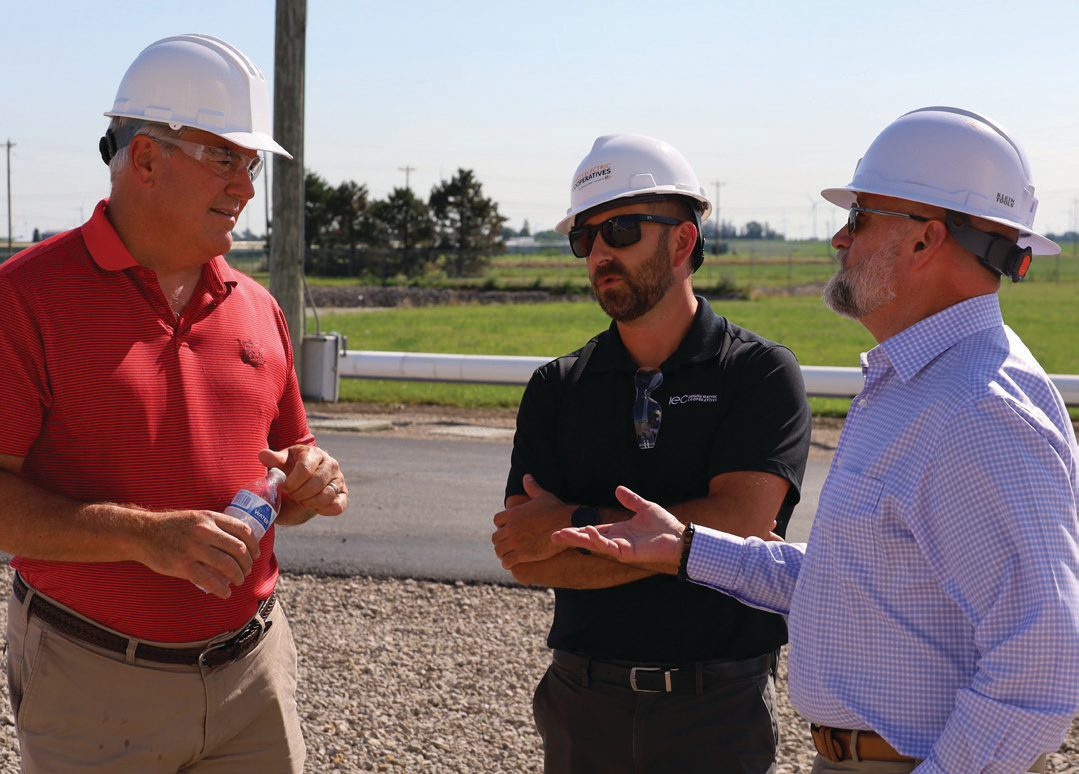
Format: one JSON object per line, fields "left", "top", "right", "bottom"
{"left": 572, "top": 506, "right": 600, "bottom": 529}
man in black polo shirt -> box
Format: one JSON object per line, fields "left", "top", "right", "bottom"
{"left": 492, "top": 133, "right": 812, "bottom": 773}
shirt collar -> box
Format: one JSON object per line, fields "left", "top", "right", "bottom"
{"left": 83, "top": 198, "right": 237, "bottom": 301}
{"left": 588, "top": 296, "right": 728, "bottom": 372}
{"left": 83, "top": 199, "right": 138, "bottom": 271}
{"left": 874, "top": 293, "right": 1003, "bottom": 383}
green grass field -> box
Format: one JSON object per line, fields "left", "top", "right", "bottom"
{"left": 309, "top": 280, "right": 1078, "bottom": 417}
{"left": 255, "top": 239, "right": 1079, "bottom": 301}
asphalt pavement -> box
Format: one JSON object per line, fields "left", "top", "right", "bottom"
{"left": 274, "top": 428, "right": 830, "bottom": 584}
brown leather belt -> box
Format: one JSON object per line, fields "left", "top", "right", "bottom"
{"left": 810, "top": 724, "right": 916, "bottom": 763}
{"left": 13, "top": 573, "right": 275, "bottom": 669}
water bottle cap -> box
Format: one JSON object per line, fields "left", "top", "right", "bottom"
{"left": 267, "top": 467, "right": 286, "bottom": 485}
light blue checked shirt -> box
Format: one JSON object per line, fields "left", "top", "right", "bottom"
{"left": 688, "top": 294, "right": 1079, "bottom": 773}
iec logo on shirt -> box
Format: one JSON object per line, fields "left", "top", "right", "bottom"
{"left": 668, "top": 393, "right": 719, "bottom": 405}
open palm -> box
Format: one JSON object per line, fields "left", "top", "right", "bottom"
{"left": 550, "top": 486, "right": 686, "bottom": 570}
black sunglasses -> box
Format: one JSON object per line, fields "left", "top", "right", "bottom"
{"left": 569, "top": 214, "right": 683, "bottom": 258}
{"left": 847, "top": 205, "right": 930, "bottom": 236}
{"left": 633, "top": 367, "right": 663, "bottom": 450}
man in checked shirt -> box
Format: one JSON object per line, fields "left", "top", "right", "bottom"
{"left": 553, "top": 106, "right": 1079, "bottom": 774}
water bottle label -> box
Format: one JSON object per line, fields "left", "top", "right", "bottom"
{"left": 224, "top": 489, "right": 276, "bottom": 536}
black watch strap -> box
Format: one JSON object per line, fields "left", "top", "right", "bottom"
{"left": 677, "top": 522, "right": 696, "bottom": 582}
{"left": 571, "top": 505, "right": 601, "bottom": 529}
{"left": 571, "top": 506, "right": 600, "bottom": 554}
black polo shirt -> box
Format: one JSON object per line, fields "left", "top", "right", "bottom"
{"left": 506, "top": 297, "right": 812, "bottom": 663}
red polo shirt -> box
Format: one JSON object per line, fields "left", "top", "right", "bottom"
{"left": 0, "top": 200, "right": 314, "bottom": 641}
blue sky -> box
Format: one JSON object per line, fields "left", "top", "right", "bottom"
{"left": 4, "top": 0, "right": 1079, "bottom": 242}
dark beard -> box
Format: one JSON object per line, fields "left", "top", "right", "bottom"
{"left": 592, "top": 240, "right": 675, "bottom": 322}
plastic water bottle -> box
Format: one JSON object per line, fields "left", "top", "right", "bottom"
{"left": 193, "top": 468, "right": 286, "bottom": 594}
{"left": 223, "top": 468, "right": 286, "bottom": 540}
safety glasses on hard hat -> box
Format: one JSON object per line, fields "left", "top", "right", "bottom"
{"left": 568, "top": 213, "right": 683, "bottom": 258}
{"left": 847, "top": 206, "right": 929, "bottom": 236}
{"left": 154, "top": 137, "right": 264, "bottom": 182}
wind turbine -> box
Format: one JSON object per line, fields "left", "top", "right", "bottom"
{"left": 806, "top": 196, "right": 819, "bottom": 240}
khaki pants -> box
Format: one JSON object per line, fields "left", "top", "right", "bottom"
{"left": 810, "top": 757, "right": 917, "bottom": 774}
{"left": 810, "top": 752, "right": 1048, "bottom": 773}
{"left": 7, "top": 586, "right": 305, "bottom": 773}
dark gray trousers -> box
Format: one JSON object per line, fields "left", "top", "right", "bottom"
{"left": 533, "top": 651, "right": 778, "bottom": 774}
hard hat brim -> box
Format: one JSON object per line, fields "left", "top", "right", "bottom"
{"left": 103, "top": 111, "right": 294, "bottom": 160}
{"left": 218, "top": 130, "right": 293, "bottom": 160}
{"left": 821, "top": 186, "right": 1060, "bottom": 256}
{"left": 555, "top": 189, "right": 711, "bottom": 235}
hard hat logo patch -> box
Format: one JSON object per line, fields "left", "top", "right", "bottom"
{"left": 573, "top": 164, "right": 611, "bottom": 193}
{"left": 996, "top": 193, "right": 1015, "bottom": 208}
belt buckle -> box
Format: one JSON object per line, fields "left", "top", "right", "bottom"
{"left": 197, "top": 617, "right": 267, "bottom": 669}
{"left": 629, "top": 666, "right": 675, "bottom": 693}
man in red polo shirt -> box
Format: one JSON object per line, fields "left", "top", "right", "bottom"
{"left": 0, "top": 35, "right": 347, "bottom": 772}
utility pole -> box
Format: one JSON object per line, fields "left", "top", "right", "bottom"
{"left": 5, "top": 139, "right": 13, "bottom": 259}
{"left": 399, "top": 164, "right": 416, "bottom": 191}
{"left": 271, "top": 0, "right": 307, "bottom": 381}
{"left": 712, "top": 181, "right": 725, "bottom": 254}
{"left": 264, "top": 164, "right": 270, "bottom": 240}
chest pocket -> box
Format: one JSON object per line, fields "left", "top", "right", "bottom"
{"left": 815, "top": 466, "right": 885, "bottom": 587}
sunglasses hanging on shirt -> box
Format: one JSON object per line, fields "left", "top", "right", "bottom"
{"left": 633, "top": 368, "right": 663, "bottom": 450}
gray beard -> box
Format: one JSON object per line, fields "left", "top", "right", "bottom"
{"left": 822, "top": 245, "right": 898, "bottom": 321}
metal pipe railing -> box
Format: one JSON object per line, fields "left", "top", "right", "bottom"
{"left": 335, "top": 349, "right": 1079, "bottom": 404}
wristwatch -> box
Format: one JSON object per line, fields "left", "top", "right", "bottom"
{"left": 571, "top": 505, "right": 600, "bottom": 528}
{"left": 677, "top": 522, "right": 696, "bottom": 582}
{"left": 571, "top": 505, "right": 600, "bottom": 554}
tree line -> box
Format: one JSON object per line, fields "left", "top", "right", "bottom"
{"left": 293, "top": 168, "right": 506, "bottom": 279}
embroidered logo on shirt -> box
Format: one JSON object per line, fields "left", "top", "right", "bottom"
{"left": 240, "top": 340, "right": 264, "bottom": 367}
{"left": 668, "top": 394, "right": 718, "bottom": 405}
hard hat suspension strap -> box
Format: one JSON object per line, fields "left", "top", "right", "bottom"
{"left": 945, "top": 210, "right": 1031, "bottom": 283}
{"left": 98, "top": 122, "right": 144, "bottom": 166}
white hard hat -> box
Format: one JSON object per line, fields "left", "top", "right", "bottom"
{"left": 104, "top": 34, "right": 292, "bottom": 158}
{"left": 555, "top": 133, "right": 711, "bottom": 235}
{"left": 821, "top": 106, "right": 1057, "bottom": 255}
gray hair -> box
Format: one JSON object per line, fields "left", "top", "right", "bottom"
{"left": 106, "top": 117, "right": 186, "bottom": 183}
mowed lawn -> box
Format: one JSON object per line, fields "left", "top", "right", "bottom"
{"left": 310, "top": 281, "right": 1078, "bottom": 416}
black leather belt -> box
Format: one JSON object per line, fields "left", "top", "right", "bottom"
{"left": 552, "top": 649, "right": 775, "bottom": 694}
{"left": 13, "top": 573, "right": 275, "bottom": 669}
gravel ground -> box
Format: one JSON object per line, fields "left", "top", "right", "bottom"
{"left": 0, "top": 564, "right": 1074, "bottom": 772}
